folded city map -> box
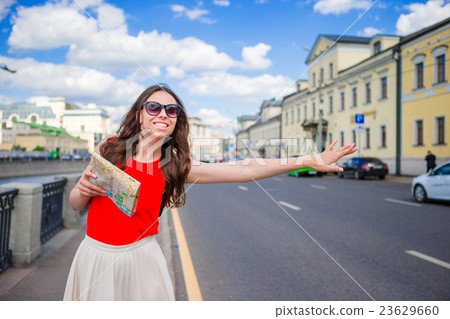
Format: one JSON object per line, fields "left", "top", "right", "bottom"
{"left": 90, "top": 152, "right": 141, "bottom": 217}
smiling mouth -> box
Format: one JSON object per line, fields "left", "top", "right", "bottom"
{"left": 153, "top": 122, "right": 169, "bottom": 128}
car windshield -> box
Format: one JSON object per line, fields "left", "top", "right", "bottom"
{"left": 434, "top": 164, "right": 450, "bottom": 175}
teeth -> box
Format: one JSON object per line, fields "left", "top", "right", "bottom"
{"left": 154, "top": 123, "right": 168, "bottom": 128}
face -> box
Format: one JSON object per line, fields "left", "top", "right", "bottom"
{"left": 139, "top": 90, "right": 178, "bottom": 138}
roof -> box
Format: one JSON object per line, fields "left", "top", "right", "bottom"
{"left": 0, "top": 103, "right": 56, "bottom": 120}
{"left": 401, "top": 17, "right": 450, "bottom": 46}
{"left": 320, "top": 35, "right": 372, "bottom": 44}
{"left": 13, "top": 120, "right": 80, "bottom": 139}
{"left": 306, "top": 34, "right": 372, "bottom": 64}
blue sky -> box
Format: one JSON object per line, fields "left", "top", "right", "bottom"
{"left": 0, "top": 0, "right": 449, "bottom": 132}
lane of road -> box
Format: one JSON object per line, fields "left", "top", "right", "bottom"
{"left": 175, "top": 174, "right": 450, "bottom": 300}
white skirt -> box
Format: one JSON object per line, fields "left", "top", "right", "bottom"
{"left": 63, "top": 235, "right": 175, "bottom": 301}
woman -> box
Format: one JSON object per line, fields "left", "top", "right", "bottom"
{"left": 64, "top": 84, "right": 357, "bottom": 301}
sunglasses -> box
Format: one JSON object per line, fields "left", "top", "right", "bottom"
{"left": 143, "top": 101, "right": 181, "bottom": 118}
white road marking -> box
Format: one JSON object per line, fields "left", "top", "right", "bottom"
{"left": 405, "top": 250, "right": 450, "bottom": 270}
{"left": 238, "top": 185, "right": 248, "bottom": 191}
{"left": 384, "top": 198, "right": 422, "bottom": 207}
{"left": 310, "top": 184, "right": 327, "bottom": 190}
{"left": 278, "top": 201, "right": 301, "bottom": 211}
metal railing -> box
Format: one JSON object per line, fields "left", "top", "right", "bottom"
{"left": 0, "top": 188, "right": 19, "bottom": 274}
{"left": 40, "top": 178, "right": 67, "bottom": 244}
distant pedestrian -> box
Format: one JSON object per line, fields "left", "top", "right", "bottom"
{"left": 425, "top": 150, "right": 436, "bottom": 172}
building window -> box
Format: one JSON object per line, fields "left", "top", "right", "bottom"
{"left": 351, "top": 87, "right": 357, "bottom": 107}
{"left": 380, "top": 125, "right": 386, "bottom": 148}
{"left": 291, "top": 110, "right": 294, "bottom": 124}
{"left": 312, "top": 72, "right": 316, "bottom": 88}
{"left": 416, "top": 62, "right": 424, "bottom": 89}
{"left": 380, "top": 77, "right": 387, "bottom": 99}
{"left": 320, "top": 68, "right": 324, "bottom": 84}
{"left": 329, "top": 132, "right": 332, "bottom": 145}
{"left": 437, "top": 55, "right": 446, "bottom": 83}
{"left": 81, "top": 125, "right": 85, "bottom": 132}
{"left": 303, "top": 105, "right": 307, "bottom": 121}
{"left": 340, "top": 131, "right": 344, "bottom": 147}
{"left": 352, "top": 129, "right": 356, "bottom": 144}
{"left": 329, "top": 62, "right": 333, "bottom": 79}
{"left": 365, "top": 128, "right": 371, "bottom": 149}
{"left": 297, "top": 107, "right": 300, "bottom": 123}
{"left": 340, "top": 91, "right": 345, "bottom": 110}
{"left": 432, "top": 45, "right": 447, "bottom": 84}
{"left": 415, "top": 119, "right": 423, "bottom": 146}
{"left": 285, "top": 112, "right": 289, "bottom": 126}
{"left": 374, "top": 41, "right": 381, "bottom": 54}
{"left": 30, "top": 116, "right": 37, "bottom": 123}
{"left": 436, "top": 116, "right": 445, "bottom": 145}
{"left": 328, "top": 95, "right": 333, "bottom": 114}
{"left": 312, "top": 102, "right": 316, "bottom": 119}
{"left": 365, "top": 82, "right": 371, "bottom": 104}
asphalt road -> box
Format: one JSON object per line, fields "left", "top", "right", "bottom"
{"left": 176, "top": 174, "right": 450, "bottom": 301}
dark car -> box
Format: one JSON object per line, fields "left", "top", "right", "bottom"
{"left": 338, "top": 157, "right": 388, "bottom": 180}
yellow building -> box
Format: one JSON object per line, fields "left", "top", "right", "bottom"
{"left": 282, "top": 34, "right": 401, "bottom": 172}
{"left": 400, "top": 17, "right": 450, "bottom": 175}
{"left": 13, "top": 121, "right": 88, "bottom": 154}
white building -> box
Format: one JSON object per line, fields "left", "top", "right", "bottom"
{"left": 0, "top": 97, "right": 114, "bottom": 153}
{"left": 62, "top": 103, "right": 114, "bottom": 153}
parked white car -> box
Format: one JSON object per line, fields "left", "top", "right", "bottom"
{"left": 412, "top": 160, "right": 450, "bottom": 202}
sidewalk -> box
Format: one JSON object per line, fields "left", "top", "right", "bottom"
{"left": 0, "top": 212, "right": 175, "bottom": 301}
{"left": 385, "top": 175, "right": 414, "bottom": 184}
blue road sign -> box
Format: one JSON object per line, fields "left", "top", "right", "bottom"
{"left": 355, "top": 114, "right": 365, "bottom": 124}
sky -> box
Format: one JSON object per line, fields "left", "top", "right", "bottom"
{"left": 0, "top": 0, "right": 449, "bottom": 134}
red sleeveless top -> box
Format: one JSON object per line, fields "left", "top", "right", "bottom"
{"left": 86, "top": 157, "right": 166, "bottom": 245}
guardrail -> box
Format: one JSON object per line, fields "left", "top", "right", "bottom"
{"left": 0, "top": 174, "right": 82, "bottom": 267}
{"left": 40, "top": 178, "right": 67, "bottom": 244}
{"left": 0, "top": 188, "right": 19, "bottom": 274}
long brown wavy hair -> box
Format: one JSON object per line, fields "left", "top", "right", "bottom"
{"left": 99, "top": 85, "right": 191, "bottom": 207}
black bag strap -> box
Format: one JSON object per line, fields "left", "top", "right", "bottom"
{"left": 159, "top": 191, "right": 168, "bottom": 217}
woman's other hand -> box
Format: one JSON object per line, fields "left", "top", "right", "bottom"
{"left": 76, "top": 170, "right": 107, "bottom": 198}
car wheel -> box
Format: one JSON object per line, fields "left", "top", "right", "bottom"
{"left": 338, "top": 171, "right": 344, "bottom": 178}
{"left": 379, "top": 175, "right": 385, "bottom": 180}
{"left": 355, "top": 171, "right": 363, "bottom": 180}
{"left": 414, "top": 185, "right": 427, "bottom": 203}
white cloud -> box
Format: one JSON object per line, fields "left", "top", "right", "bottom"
{"left": 96, "top": 3, "right": 127, "bottom": 33}
{"left": 0, "top": 0, "right": 15, "bottom": 22}
{"left": 357, "top": 26, "right": 383, "bottom": 37}
{"left": 213, "top": 0, "right": 231, "bottom": 6}
{"left": 8, "top": 1, "right": 98, "bottom": 51}
{"left": 396, "top": 0, "right": 450, "bottom": 36}
{"left": 194, "top": 108, "right": 234, "bottom": 126}
{"left": 0, "top": 94, "right": 17, "bottom": 105}
{"left": 166, "top": 66, "right": 186, "bottom": 79}
{"left": 8, "top": 2, "right": 240, "bottom": 74}
{"left": 0, "top": 55, "right": 145, "bottom": 106}
{"left": 314, "top": 0, "right": 371, "bottom": 15}
{"left": 170, "top": 4, "right": 216, "bottom": 24}
{"left": 238, "top": 43, "right": 272, "bottom": 70}
{"left": 180, "top": 71, "right": 295, "bottom": 101}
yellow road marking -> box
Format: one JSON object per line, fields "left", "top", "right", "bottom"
{"left": 171, "top": 207, "right": 203, "bottom": 301}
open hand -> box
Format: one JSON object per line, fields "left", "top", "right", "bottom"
{"left": 310, "top": 140, "right": 358, "bottom": 173}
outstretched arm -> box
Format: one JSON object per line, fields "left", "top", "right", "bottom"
{"left": 186, "top": 140, "right": 357, "bottom": 184}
